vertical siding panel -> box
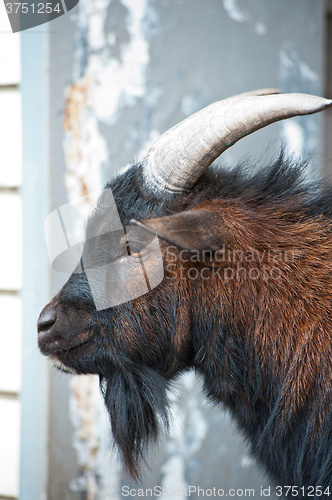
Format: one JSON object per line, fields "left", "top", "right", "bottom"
{"left": 0, "top": 399, "right": 21, "bottom": 497}
{"left": 0, "top": 296, "right": 22, "bottom": 393}
{"left": 0, "top": 90, "right": 22, "bottom": 187}
{"left": 0, "top": 194, "right": 23, "bottom": 290}
{"left": 0, "top": 16, "right": 22, "bottom": 500}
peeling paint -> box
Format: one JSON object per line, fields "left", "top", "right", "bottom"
{"left": 161, "top": 373, "right": 208, "bottom": 491}
{"left": 280, "top": 120, "right": 305, "bottom": 159}
{"left": 222, "top": 0, "right": 267, "bottom": 36}
{"left": 63, "top": 74, "right": 106, "bottom": 208}
{"left": 278, "top": 49, "right": 321, "bottom": 176}
{"left": 299, "top": 61, "right": 319, "bottom": 84}
{"left": 69, "top": 375, "right": 120, "bottom": 500}
{"left": 67, "top": 0, "right": 154, "bottom": 180}
{"left": 255, "top": 22, "right": 267, "bottom": 36}
{"left": 181, "top": 90, "right": 205, "bottom": 117}
{"left": 241, "top": 456, "right": 253, "bottom": 468}
{"left": 88, "top": 0, "right": 150, "bottom": 124}
{"left": 161, "top": 455, "right": 188, "bottom": 500}
{"left": 69, "top": 376, "right": 99, "bottom": 499}
{"left": 279, "top": 49, "right": 319, "bottom": 94}
{"left": 222, "top": 0, "right": 251, "bottom": 23}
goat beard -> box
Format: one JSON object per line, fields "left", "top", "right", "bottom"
{"left": 100, "top": 364, "right": 170, "bottom": 481}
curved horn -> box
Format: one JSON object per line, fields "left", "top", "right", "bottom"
{"left": 143, "top": 90, "right": 332, "bottom": 192}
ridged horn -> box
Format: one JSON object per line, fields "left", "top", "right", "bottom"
{"left": 143, "top": 90, "right": 332, "bottom": 192}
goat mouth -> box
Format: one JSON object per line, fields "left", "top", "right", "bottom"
{"left": 40, "top": 337, "right": 94, "bottom": 357}
{"left": 50, "top": 339, "right": 101, "bottom": 375}
{"left": 49, "top": 356, "right": 79, "bottom": 375}
{"left": 53, "top": 339, "right": 94, "bottom": 356}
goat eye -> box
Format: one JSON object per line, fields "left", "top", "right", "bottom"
{"left": 125, "top": 226, "right": 155, "bottom": 258}
{"left": 81, "top": 230, "right": 129, "bottom": 269}
{"left": 126, "top": 243, "right": 147, "bottom": 259}
{"left": 121, "top": 237, "right": 140, "bottom": 258}
{"left": 128, "top": 249, "right": 140, "bottom": 258}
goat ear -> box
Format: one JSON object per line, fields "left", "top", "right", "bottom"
{"left": 131, "top": 210, "right": 226, "bottom": 252}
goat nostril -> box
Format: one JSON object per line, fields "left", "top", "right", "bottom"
{"left": 37, "top": 308, "right": 57, "bottom": 334}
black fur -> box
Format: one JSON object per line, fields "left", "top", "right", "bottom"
{"left": 38, "top": 152, "right": 332, "bottom": 497}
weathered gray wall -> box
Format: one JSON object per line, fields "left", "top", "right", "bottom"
{"left": 39, "top": 1, "right": 327, "bottom": 499}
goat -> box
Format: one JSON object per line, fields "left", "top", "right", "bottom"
{"left": 38, "top": 89, "right": 332, "bottom": 495}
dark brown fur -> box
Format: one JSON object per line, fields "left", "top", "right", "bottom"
{"left": 38, "top": 156, "right": 332, "bottom": 493}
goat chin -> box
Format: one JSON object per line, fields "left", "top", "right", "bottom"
{"left": 49, "top": 356, "right": 79, "bottom": 375}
